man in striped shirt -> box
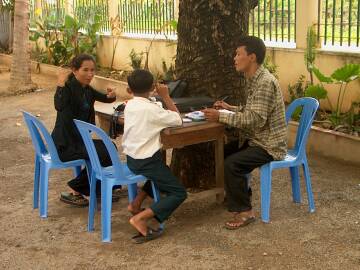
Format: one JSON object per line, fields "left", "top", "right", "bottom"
{"left": 203, "top": 36, "right": 287, "bottom": 229}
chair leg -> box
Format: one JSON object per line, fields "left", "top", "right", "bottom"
{"left": 289, "top": 166, "right": 302, "bottom": 203}
{"left": 39, "top": 164, "right": 50, "bottom": 218}
{"left": 88, "top": 173, "right": 97, "bottom": 232}
{"left": 150, "top": 181, "right": 164, "bottom": 230}
{"left": 73, "top": 166, "right": 82, "bottom": 177}
{"left": 33, "top": 155, "right": 40, "bottom": 209}
{"left": 260, "top": 164, "right": 272, "bottom": 223}
{"left": 101, "top": 181, "right": 113, "bottom": 242}
{"left": 127, "top": 183, "right": 138, "bottom": 203}
{"left": 302, "top": 157, "right": 315, "bottom": 213}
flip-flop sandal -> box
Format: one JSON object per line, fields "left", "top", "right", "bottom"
{"left": 132, "top": 228, "right": 163, "bottom": 244}
{"left": 131, "top": 226, "right": 158, "bottom": 239}
{"left": 224, "top": 215, "right": 256, "bottom": 230}
{"left": 60, "top": 192, "right": 89, "bottom": 207}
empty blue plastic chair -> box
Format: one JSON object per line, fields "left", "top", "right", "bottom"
{"left": 259, "top": 97, "right": 319, "bottom": 223}
{"left": 74, "top": 119, "right": 162, "bottom": 242}
{"left": 22, "top": 111, "right": 88, "bottom": 218}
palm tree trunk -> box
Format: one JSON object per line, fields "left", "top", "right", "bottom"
{"left": 8, "top": 0, "right": 37, "bottom": 94}
{"left": 171, "top": 0, "right": 258, "bottom": 189}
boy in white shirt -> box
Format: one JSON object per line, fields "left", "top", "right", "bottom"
{"left": 122, "top": 69, "right": 187, "bottom": 243}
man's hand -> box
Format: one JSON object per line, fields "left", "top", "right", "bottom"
{"left": 106, "top": 87, "right": 117, "bottom": 99}
{"left": 57, "top": 69, "right": 71, "bottom": 87}
{"left": 213, "top": 100, "right": 232, "bottom": 110}
{"left": 155, "top": 83, "right": 170, "bottom": 98}
{"left": 203, "top": 108, "right": 220, "bottom": 122}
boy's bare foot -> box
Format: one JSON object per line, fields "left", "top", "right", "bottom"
{"left": 127, "top": 190, "right": 148, "bottom": 215}
{"left": 127, "top": 203, "right": 144, "bottom": 215}
{"left": 129, "top": 208, "right": 155, "bottom": 236}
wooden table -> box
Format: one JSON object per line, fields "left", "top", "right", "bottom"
{"left": 95, "top": 102, "right": 225, "bottom": 202}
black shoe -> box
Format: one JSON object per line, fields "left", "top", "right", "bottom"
{"left": 60, "top": 192, "right": 89, "bottom": 207}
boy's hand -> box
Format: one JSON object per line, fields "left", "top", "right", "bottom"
{"left": 155, "top": 83, "right": 170, "bottom": 98}
{"left": 203, "top": 108, "right": 220, "bottom": 122}
{"left": 106, "top": 87, "right": 117, "bottom": 99}
{"left": 57, "top": 69, "right": 71, "bottom": 87}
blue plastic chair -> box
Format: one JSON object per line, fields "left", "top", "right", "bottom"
{"left": 74, "top": 119, "right": 162, "bottom": 242}
{"left": 22, "top": 111, "right": 88, "bottom": 218}
{"left": 259, "top": 97, "right": 319, "bottom": 223}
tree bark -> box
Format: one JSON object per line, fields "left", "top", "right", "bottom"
{"left": 172, "top": 0, "right": 258, "bottom": 189}
{"left": 8, "top": 0, "right": 37, "bottom": 94}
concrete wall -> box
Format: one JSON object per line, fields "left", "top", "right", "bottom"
{"left": 97, "top": 35, "right": 177, "bottom": 76}
{"left": 288, "top": 121, "right": 360, "bottom": 165}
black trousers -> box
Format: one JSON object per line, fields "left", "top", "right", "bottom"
{"left": 58, "top": 140, "right": 119, "bottom": 196}
{"left": 224, "top": 140, "right": 273, "bottom": 213}
{"left": 127, "top": 151, "right": 187, "bottom": 223}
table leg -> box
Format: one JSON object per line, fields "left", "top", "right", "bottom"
{"left": 214, "top": 137, "right": 224, "bottom": 204}
{"left": 96, "top": 115, "right": 110, "bottom": 134}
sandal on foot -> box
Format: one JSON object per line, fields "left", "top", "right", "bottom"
{"left": 131, "top": 227, "right": 157, "bottom": 240}
{"left": 60, "top": 192, "right": 88, "bottom": 207}
{"left": 224, "top": 215, "right": 256, "bottom": 230}
{"left": 132, "top": 228, "right": 163, "bottom": 244}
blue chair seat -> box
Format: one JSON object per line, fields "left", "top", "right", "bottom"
{"left": 259, "top": 97, "right": 319, "bottom": 223}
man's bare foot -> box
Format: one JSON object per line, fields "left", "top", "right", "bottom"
{"left": 129, "top": 208, "right": 155, "bottom": 236}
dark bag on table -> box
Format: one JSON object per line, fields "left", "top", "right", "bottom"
{"left": 109, "top": 103, "right": 125, "bottom": 139}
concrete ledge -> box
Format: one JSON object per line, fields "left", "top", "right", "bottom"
{"left": 288, "top": 121, "right": 360, "bottom": 164}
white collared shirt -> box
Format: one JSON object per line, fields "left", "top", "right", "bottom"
{"left": 122, "top": 96, "right": 182, "bottom": 159}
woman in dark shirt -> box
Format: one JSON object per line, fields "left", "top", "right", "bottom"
{"left": 52, "top": 54, "right": 119, "bottom": 206}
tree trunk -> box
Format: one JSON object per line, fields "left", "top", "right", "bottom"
{"left": 172, "top": 0, "right": 258, "bottom": 189}
{"left": 8, "top": 0, "right": 37, "bottom": 94}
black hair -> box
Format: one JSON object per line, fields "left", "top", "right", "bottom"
{"left": 127, "top": 69, "right": 154, "bottom": 93}
{"left": 70, "top": 53, "right": 96, "bottom": 70}
{"left": 237, "top": 36, "right": 266, "bottom": 65}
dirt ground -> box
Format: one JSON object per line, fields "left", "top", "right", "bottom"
{"left": 0, "top": 70, "right": 360, "bottom": 270}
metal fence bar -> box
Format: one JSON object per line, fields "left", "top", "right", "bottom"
{"left": 275, "top": 0, "right": 278, "bottom": 41}
{"left": 357, "top": 0, "right": 360, "bottom": 46}
{"left": 348, "top": 0, "right": 352, "bottom": 46}
{"left": 324, "top": 0, "right": 329, "bottom": 45}
{"left": 248, "top": 0, "right": 296, "bottom": 45}
{"left": 318, "top": 0, "right": 359, "bottom": 48}
{"left": 287, "top": 0, "right": 291, "bottom": 42}
{"left": 332, "top": 0, "right": 336, "bottom": 44}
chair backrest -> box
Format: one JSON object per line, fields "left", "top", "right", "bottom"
{"left": 285, "top": 97, "right": 319, "bottom": 156}
{"left": 74, "top": 119, "right": 125, "bottom": 178}
{"left": 22, "top": 111, "right": 62, "bottom": 163}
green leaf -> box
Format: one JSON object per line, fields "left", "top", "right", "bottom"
{"left": 312, "top": 66, "right": 333, "bottom": 83}
{"left": 331, "top": 64, "right": 360, "bottom": 83}
{"left": 304, "top": 84, "right": 328, "bottom": 100}
{"left": 29, "top": 31, "right": 41, "bottom": 41}
{"left": 64, "top": 15, "right": 77, "bottom": 29}
{"left": 169, "top": 20, "right": 178, "bottom": 31}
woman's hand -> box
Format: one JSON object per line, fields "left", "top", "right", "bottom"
{"left": 57, "top": 69, "right": 71, "bottom": 87}
{"left": 106, "top": 87, "right": 117, "bottom": 99}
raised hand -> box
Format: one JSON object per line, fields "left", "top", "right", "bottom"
{"left": 106, "top": 87, "right": 117, "bottom": 99}
{"left": 57, "top": 68, "right": 71, "bottom": 87}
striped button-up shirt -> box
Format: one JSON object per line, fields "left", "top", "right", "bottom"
{"left": 219, "top": 66, "right": 287, "bottom": 160}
